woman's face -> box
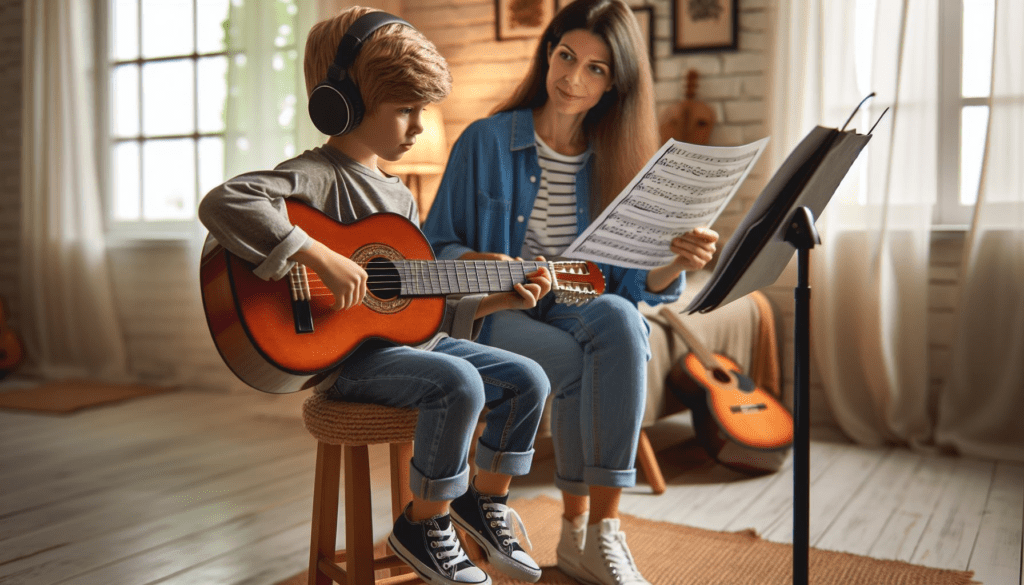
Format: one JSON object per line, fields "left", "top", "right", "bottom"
{"left": 545, "top": 29, "right": 615, "bottom": 116}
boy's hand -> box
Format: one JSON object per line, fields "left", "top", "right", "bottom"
{"left": 291, "top": 240, "right": 368, "bottom": 311}
{"left": 471, "top": 255, "right": 553, "bottom": 318}
{"left": 661, "top": 227, "right": 719, "bottom": 272}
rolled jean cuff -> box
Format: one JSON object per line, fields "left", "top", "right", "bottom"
{"left": 584, "top": 466, "right": 637, "bottom": 489}
{"left": 474, "top": 441, "right": 534, "bottom": 477}
{"left": 408, "top": 458, "right": 470, "bottom": 502}
{"left": 554, "top": 473, "right": 589, "bottom": 497}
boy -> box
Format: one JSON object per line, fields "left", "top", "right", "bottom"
{"left": 198, "top": 7, "right": 549, "bottom": 584}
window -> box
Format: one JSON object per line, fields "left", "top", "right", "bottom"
{"left": 937, "top": 0, "right": 995, "bottom": 227}
{"left": 105, "top": 0, "right": 231, "bottom": 233}
{"left": 853, "top": 0, "right": 995, "bottom": 227}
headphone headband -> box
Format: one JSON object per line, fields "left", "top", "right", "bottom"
{"left": 308, "top": 11, "right": 413, "bottom": 136}
{"left": 330, "top": 11, "right": 411, "bottom": 76}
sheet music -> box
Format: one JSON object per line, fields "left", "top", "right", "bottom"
{"left": 561, "top": 137, "right": 769, "bottom": 269}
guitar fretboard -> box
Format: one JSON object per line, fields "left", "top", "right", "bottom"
{"left": 395, "top": 260, "right": 549, "bottom": 296}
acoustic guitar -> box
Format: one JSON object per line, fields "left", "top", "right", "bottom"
{"left": 0, "top": 297, "right": 25, "bottom": 378}
{"left": 659, "top": 306, "right": 792, "bottom": 473}
{"left": 200, "top": 200, "right": 606, "bottom": 394}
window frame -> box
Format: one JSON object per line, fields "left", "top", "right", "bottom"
{"left": 935, "top": 0, "right": 991, "bottom": 229}
{"left": 97, "top": 0, "right": 230, "bottom": 242}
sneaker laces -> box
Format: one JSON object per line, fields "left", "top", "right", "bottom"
{"left": 482, "top": 502, "right": 533, "bottom": 550}
{"left": 597, "top": 530, "right": 646, "bottom": 584}
{"left": 427, "top": 523, "right": 470, "bottom": 571}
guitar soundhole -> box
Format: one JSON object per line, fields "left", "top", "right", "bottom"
{"left": 713, "top": 369, "right": 732, "bottom": 384}
{"left": 351, "top": 244, "right": 411, "bottom": 314}
{"left": 366, "top": 257, "right": 400, "bottom": 300}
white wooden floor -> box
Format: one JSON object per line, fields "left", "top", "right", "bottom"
{"left": 0, "top": 387, "right": 1021, "bottom": 585}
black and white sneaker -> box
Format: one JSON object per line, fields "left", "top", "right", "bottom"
{"left": 450, "top": 481, "right": 542, "bottom": 583}
{"left": 388, "top": 505, "right": 491, "bottom": 585}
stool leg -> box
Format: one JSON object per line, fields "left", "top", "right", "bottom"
{"left": 344, "top": 444, "right": 374, "bottom": 585}
{"left": 389, "top": 441, "right": 413, "bottom": 518}
{"left": 310, "top": 442, "right": 341, "bottom": 585}
{"left": 637, "top": 430, "right": 666, "bottom": 495}
{"left": 388, "top": 441, "right": 414, "bottom": 577}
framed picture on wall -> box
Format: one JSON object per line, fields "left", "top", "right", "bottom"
{"left": 672, "top": 0, "right": 738, "bottom": 53}
{"left": 631, "top": 6, "right": 655, "bottom": 64}
{"left": 496, "top": 0, "right": 556, "bottom": 40}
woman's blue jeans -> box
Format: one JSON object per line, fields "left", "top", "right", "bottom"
{"left": 327, "top": 336, "right": 549, "bottom": 501}
{"left": 481, "top": 294, "right": 651, "bottom": 496}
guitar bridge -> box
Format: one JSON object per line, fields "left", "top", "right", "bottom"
{"left": 290, "top": 264, "right": 315, "bottom": 334}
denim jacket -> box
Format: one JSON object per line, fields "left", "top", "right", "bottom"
{"left": 423, "top": 109, "right": 683, "bottom": 311}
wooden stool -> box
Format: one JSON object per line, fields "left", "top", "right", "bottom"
{"left": 302, "top": 393, "right": 421, "bottom": 585}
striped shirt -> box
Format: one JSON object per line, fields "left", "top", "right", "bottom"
{"left": 523, "top": 133, "right": 589, "bottom": 258}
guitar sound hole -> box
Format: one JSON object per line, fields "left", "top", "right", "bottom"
{"left": 366, "top": 257, "right": 401, "bottom": 300}
{"left": 712, "top": 368, "right": 732, "bottom": 384}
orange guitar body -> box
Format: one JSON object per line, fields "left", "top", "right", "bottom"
{"left": 201, "top": 201, "right": 605, "bottom": 394}
{"left": 678, "top": 352, "right": 793, "bottom": 451}
{"left": 201, "top": 207, "right": 446, "bottom": 394}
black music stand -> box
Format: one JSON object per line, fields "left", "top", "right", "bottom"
{"left": 683, "top": 104, "right": 883, "bottom": 584}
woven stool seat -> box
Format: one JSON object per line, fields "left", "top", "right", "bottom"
{"left": 302, "top": 392, "right": 418, "bottom": 446}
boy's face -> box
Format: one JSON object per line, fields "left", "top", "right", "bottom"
{"left": 351, "top": 101, "right": 430, "bottom": 162}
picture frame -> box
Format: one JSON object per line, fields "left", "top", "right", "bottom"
{"left": 496, "top": 0, "right": 556, "bottom": 41}
{"left": 631, "top": 6, "right": 655, "bottom": 64}
{"left": 672, "top": 0, "right": 739, "bottom": 54}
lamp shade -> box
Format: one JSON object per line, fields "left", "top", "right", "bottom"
{"left": 381, "top": 106, "right": 448, "bottom": 175}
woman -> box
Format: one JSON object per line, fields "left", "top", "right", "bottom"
{"left": 423, "top": 1, "right": 718, "bottom": 583}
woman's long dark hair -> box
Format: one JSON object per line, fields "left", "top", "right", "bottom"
{"left": 491, "top": 0, "right": 659, "bottom": 214}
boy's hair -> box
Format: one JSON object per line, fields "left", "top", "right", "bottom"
{"left": 303, "top": 7, "right": 452, "bottom": 114}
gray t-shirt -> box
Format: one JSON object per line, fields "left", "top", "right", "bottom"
{"left": 199, "top": 145, "right": 483, "bottom": 345}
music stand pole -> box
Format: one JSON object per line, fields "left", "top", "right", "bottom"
{"left": 784, "top": 206, "right": 820, "bottom": 585}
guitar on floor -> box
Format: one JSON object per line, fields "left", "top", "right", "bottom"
{"left": 0, "top": 297, "right": 25, "bottom": 379}
{"left": 201, "top": 200, "right": 606, "bottom": 394}
{"left": 659, "top": 306, "right": 793, "bottom": 474}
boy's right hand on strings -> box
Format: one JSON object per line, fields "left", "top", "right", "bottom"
{"left": 290, "top": 240, "right": 367, "bottom": 311}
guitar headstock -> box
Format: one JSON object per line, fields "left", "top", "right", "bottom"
{"left": 549, "top": 261, "right": 606, "bottom": 306}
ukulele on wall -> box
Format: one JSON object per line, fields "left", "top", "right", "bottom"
{"left": 200, "top": 200, "right": 606, "bottom": 395}
{"left": 659, "top": 306, "right": 793, "bottom": 474}
{"left": 0, "top": 297, "right": 25, "bottom": 378}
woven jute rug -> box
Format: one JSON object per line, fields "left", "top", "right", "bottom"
{"left": 277, "top": 494, "right": 978, "bottom": 585}
{"left": 0, "top": 379, "right": 176, "bottom": 413}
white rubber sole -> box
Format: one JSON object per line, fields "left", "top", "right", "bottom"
{"left": 450, "top": 510, "right": 542, "bottom": 583}
{"left": 387, "top": 532, "right": 492, "bottom": 585}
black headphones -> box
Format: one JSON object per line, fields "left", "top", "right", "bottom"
{"left": 308, "top": 11, "right": 413, "bottom": 136}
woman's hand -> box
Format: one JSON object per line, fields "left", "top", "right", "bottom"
{"left": 290, "top": 240, "right": 368, "bottom": 311}
{"left": 646, "top": 227, "right": 719, "bottom": 293}
{"left": 665, "top": 227, "right": 719, "bottom": 272}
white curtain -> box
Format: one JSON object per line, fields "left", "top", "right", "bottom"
{"left": 19, "top": 0, "right": 130, "bottom": 382}
{"left": 771, "top": 0, "right": 937, "bottom": 449}
{"left": 936, "top": 0, "right": 1024, "bottom": 461}
{"left": 771, "top": 0, "right": 1023, "bottom": 461}
{"left": 224, "top": 0, "right": 322, "bottom": 178}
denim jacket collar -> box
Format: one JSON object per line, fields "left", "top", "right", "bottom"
{"left": 509, "top": 109, "right": 536, "bottom": 152}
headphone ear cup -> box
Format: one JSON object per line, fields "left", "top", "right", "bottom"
{"left": 308, "top": 75, "right": 364, "bottom": 136}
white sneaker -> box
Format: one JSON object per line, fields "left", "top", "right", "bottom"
{"left": 555, "top": 512, "right": 588, "bottom": 577}
{"left": 565, "top": 518, "right": 651, "bottom": 585}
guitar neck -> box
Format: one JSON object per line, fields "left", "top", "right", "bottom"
{"left": 658, "top": 306, "right": 721, "bottom": 371}
{"left": 394, "top": 260, "right": 549, "bottom": 296}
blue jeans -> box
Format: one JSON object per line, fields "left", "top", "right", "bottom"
{"left": 481, "top": 294, "right": 651, "bottom": 496}
{"left": 327, "top": 336, "right": 549, "bottom": 501}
